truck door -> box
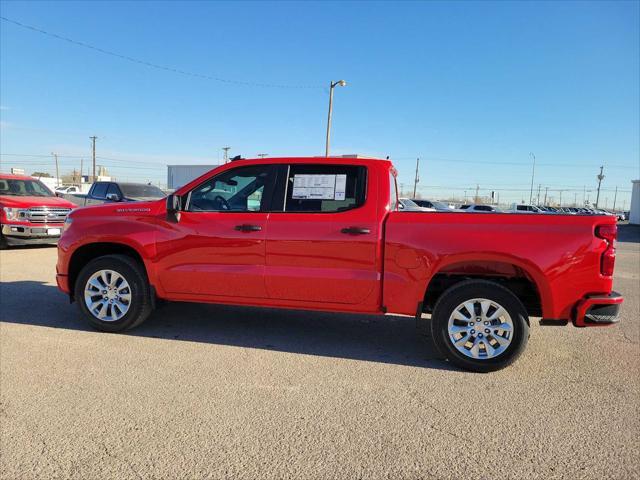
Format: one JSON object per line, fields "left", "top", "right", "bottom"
{"left": 155, "top": 164, "right": 277, "bottom": 299}
{"left": 264, "top": 163, "right": 381, "bottom": 308}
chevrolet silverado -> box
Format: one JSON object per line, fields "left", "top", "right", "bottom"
{"left": 56, "top": 157, "right": 623, "bottom": 371}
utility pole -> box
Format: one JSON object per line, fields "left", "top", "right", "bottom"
{"left": 51, "top": 152, "right": 59, "bottom": 186}
{"left": 412, "top": 158, "right": 420, "bottom": 198}
{"left": 529, "top": 152, "right": 536, "bottom": 204}
{"left": 558, "top": 190, "right": 562, "bottom": 207}
{"left": 475, "top": 184, "right": 479, "bottom": 204}
{"left": 464, "top": 190, "right": 467, "bottom": 202}
{"left": 222, "top": 147, "right": 230, "bottom": 164}
{"left": 595, "top": 166, "right": 605, "bottom": 208}
{"left": 544, "top": 187, "right": 548, "bottom": 205}
{"left": 574, "top": 192, "right": 577, "bottom": 206}
{"left": 583, "top": 185, "right": 586, "bottom": 206}
{"left": 80, "top": 159, "right": 83, "bottom": 182}
{"left": 536, "top": 184, "right": 541, "bottom": 205}
{"left": 90, "top": 136, "right": 97, "bottom": 181}
{"left": 612, "top": 186, "right": 618, "bottom": 211}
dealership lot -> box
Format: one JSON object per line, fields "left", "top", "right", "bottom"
{"left": 1, "top": 226, "right": 638, "bottom": 479}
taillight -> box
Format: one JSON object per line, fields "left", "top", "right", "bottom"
{"left": 596, "top": 224, "right": 617, "bottom": 276}
{"left": 596, "top": 224, "right": 617, "bottom": 242}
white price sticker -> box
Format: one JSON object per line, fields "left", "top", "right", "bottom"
{"left": 291, "top": 174, "right": 347, "bottom": 200}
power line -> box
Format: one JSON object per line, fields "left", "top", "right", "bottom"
{"left": 392, "top": 156, "right": 636, "bottom": 169}
{"left": 0, "top": 16, "right": 323, "bottom": 90}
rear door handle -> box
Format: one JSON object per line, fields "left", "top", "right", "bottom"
{"left": 234, "top": 224, "right": 262, "bottom": 232}
{"left": 341, "top": 227, "right": 370, "bottom": 235}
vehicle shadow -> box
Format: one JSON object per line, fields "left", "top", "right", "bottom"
{"left": 617, "top": 224, "right": 640, "bottom": 244}
{"left": 0, "top": 280, "right": 454, "bottom": 371}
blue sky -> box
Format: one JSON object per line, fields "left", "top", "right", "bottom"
{"left": 1, "top": 0, "right": 638, "bottom": 207}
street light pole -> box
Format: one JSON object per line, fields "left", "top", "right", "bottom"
{"left": 595, "top": 166, "right": 605, "bottom": 208}
{"left": 528, "top": 152, "right": 536, "bottom": 204}
{"left": 325, "top": 80, "right": 347, "bottom": 157}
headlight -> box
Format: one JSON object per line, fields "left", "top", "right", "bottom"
{"left": 2, "top": 207, "right": 29, "bottom": 221}
{"left": 63, "top": 216, "right": 73, "bottom": 232}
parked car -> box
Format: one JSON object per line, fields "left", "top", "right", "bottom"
{"left": 506, "top": 204, "right": 545, "bottom": 214}
{"left": 398, "top": 198, "right": 432, "bottom": 211}
{"left": 411, "top": 199, "right": 453, "bottom": 211}
{"left": 55, "top": 185, "right": 81, "bottom": 195}
{"left": 63, "top": 181, "right": 166, "bottom": 207}
{"left": 57, "top": 156, "right": 623, "bottom": 372}
{"left": 0, "top": 173, "right": 76, "bottom": 248}
{"left": 459, "top": 204, "right": 500, "bottom": 212}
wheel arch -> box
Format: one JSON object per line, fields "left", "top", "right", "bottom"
{"left": 68, "top": 242, "right": 148, "bottom": 300}
{"left": 422, "top": 256, "right": 552, "bottom": 318}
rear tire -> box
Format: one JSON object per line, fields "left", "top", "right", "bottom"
{"left": 74, "top": 254, "right": 153, "bottom": 332}
{"left": 0, "top": 233, "right": 8, "bottom": 250}
{"left": 430, "top": 280, "right": 529, "bottom": 372}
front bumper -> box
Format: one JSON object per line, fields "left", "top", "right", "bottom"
{"left": 56, "top": 273, "right": 70, "bottom": 294}
{"left": 573, "top": 292, "right": 624, "bottom": 327}
{"left": 1, "top": 223, "right": 64, "bottom": 244}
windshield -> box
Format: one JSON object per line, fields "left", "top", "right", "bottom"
{"left": 120, "top": 184, "right": 166, "bottom": 199}
{"left": 0, "top": 178, "right": 54, "bottom": 197}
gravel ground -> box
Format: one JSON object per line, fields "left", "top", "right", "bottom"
{"left": 1, "top": 225, "right": 638, "bottom": 479}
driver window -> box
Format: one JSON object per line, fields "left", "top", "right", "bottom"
{"left": 188, "top": 165, "right": 273, "bottom": 212}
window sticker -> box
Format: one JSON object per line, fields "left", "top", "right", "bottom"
{"left": 292, "top": 174, "right": 347, "bottom": 200}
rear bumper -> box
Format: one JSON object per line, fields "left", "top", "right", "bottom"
{"left": 573, "top": 292, "right": 624, "bottom": 327}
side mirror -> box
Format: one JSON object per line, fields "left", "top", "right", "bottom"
{"left": 166, "top": 194, "right": 182, "bottom": 222}
{"left": 106, "top": 193, "right": 121, "bottom": 202}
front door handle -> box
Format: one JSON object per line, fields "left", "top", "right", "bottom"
{"left": 234, "top": 224, "right": 262, "bottom": 232}
{"left": 341, "top": 227, "right": 370, "bottom": 235}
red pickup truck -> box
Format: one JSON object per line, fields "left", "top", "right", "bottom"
{"left": 1, "top": 173, "right": 76, "bottom": 248}
{"left": 56, "top": 157, "right": 623, "bottom": 371}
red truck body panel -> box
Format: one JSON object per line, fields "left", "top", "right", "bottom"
{"left": 56, "top": 157, "right": 621, "bottom": 326}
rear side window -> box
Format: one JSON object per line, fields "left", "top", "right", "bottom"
{"left": 389, "top": 172, "right": 398, "bottom": 211}
{"left": 476, "top": 205, "right": 493, "bottom": 211}
{"left": 91, "top": 183, "right": 108, "bottom": 199}
{"left": 284, "top": 164, "right": 367, "bottom": 213}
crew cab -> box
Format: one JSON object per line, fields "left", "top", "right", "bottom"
{"left": 0, "top": 173, "right": 76, "bottom": 248}
{"left": 56, "top": 157, "right": 623, "bottom": 372}
{"left": 63, "top": 181, "right": 166, "bottom": 207}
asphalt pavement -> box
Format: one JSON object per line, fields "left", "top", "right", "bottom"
{"left": 1, "top": 225, "right": 638, "bottom": 479}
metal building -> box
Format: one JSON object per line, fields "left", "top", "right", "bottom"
{"left": 167, "top": 165, "right": 216, "bottom": 190}
{"left": 630, "top": 180, "right": 640, "bottom": 225}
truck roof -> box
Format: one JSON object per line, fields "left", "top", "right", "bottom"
{"left": 0, "top": 172, "right": 38, "bottom": 180}
{"left": 228, "top": 156, "right": 392, "bottom": 165}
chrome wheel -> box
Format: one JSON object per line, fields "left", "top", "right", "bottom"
{"left": 447, "top": 298, "right": 514, "bottom": 360}
{"left": 84, "top": 269, "right": 132, "bottom": 322}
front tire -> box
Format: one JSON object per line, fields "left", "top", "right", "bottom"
{"left": 430, "top": 280, "right": 529, "bottom": 372}
{"left": 75, "top": 254, "right": 153, "bottom": 332}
